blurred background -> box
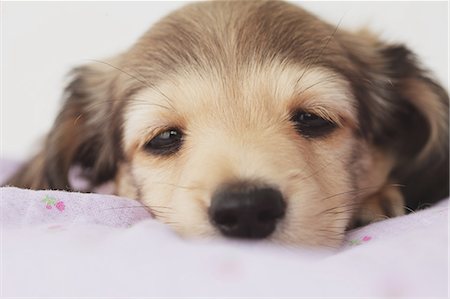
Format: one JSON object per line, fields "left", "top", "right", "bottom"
{"left": 1, "top": 1, "right": 448, "bottom": 159}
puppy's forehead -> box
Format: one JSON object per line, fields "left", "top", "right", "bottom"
{"left": 126, "top": 1, "right": 346, "bottom": 80}
{"left": 136, "top": 63, "right": 353, "bottom": 116}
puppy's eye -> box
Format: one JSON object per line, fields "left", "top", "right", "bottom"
{"left": 292, "top": 111, "right": 336, "bottom": 138}
{"left": 144, "top": 128, "right": 183, "bottom": 155}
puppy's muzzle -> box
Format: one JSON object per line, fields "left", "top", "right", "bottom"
{"left": 209, "top": 182, "right": 286, "bottom": 239}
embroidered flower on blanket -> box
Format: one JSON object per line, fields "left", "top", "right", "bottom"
{"left": 41, "top": 195, "right": 65, "bottom": 212}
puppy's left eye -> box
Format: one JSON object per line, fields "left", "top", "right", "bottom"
{"left": 292, "top": 111, "right": 336, "bottom": 138}
{"left": 144, "top": 128, "right": 183, "bottom": 155}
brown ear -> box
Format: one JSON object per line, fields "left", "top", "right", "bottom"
{"left": 5, "top": 61, "right": 123, "bottom": 190}
{"left": 341, "top": 36, "right": 449, "bottom": 210}
{"left": 379, "top": 45, "right": 449, "bottom": 210}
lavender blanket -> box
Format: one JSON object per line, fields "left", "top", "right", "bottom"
{"left": 1, "top": 160, "right": 448, "bottom": 297}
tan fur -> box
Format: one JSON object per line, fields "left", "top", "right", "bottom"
{"left": 5, "top": 1, "right": 448, "bottom": 247}
{"left": 121, "top": 65, "right": 360, "bottom": 246}
{"left": 354, "top": 184, "right": 405, "bottom": 225}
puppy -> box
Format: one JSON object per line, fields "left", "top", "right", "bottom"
{"left": 6, "top": 1, "right": 448, "bottom": 246}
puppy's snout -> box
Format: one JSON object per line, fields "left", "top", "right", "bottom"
{"left": 209, "top": 183, "right": 286, "bottom": 239}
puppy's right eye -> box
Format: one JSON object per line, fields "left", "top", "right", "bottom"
{"left": 144, "top": 128, "right": 183, "bottom": 155}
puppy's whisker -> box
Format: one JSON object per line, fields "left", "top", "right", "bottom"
{"left": 101, "top": 205, "right": 173, "bottom": 219}
{"left": 294, "top": 154, "right": 346, "bottom": 183}
{"left": 403, "top": 206, "right": 416, "bottom": 214}
{"left": 87, "top": 59, "right": 152, "bottom": 88}
{"left": 102, "top": 205, "right": 150, "bottom": 211}
{"left": 320, "top": 210, "right": 358, "bottom": 218}
{"left": 313, "top": 199, "right": 366, "bottom": 220}
{"left": 151, "top": 208, "right": 174, "bottom": 215}
{"left": 367, "top": 214, "right": 390, "bottom": 221}
{"left": 88, "top": 59, "right": 176, "bottom": 112}
{"left": 164, "top": 220, "right": 180, "bottom": 224}
{"left": 313, "top": 204, "right": 361, "bottom": 217}
{"left": 164, "top": 221, "right": 181, "bottom": 226}
{"left": 151, "top": 211, "right": 175, "bottom": 217}
{"left": 336, "top": 215, "right": 357, "bottom": 220}
{"left": 321, "top": 208, "right": 358, "bottom": 215}
{"left": 316, "top": 234, "right": 345, "bottom": 242}
{"left": 84, "top": 98, "right": 173, "bottom": 112}
{"left": 123, "top": 65, "right": 177, "bottom": 112}
{"left": 153, "top": 215, "right": 171, "bottom": 220}
{"left": 71, "top": 99, "right": 174, "bottom": 128}
{"left": 322, "top": 201, "right": 361, "bottom": 209}
{"left": 146, "top": 205, "right": 173, "bottom": 210}
{"left": 315, "top": 229, "right": 346, "bottom": 236}
{"left": 285, "top": 160, "right": 336, "bottom": 181}
{"left": 148, "top": 181, "right": 207, "bottom": 191}
{"left": 125, "top": 98, "right": 174, "bottom": 111}
{"left": 318, "top": 184, "right": 389, "bottom": 202}
{"left": 296, "top": 74, "right": 342, "bottom": 96}
{"left": 295, "top": 14, "right": 344, "bottom": 88}
{"left": 148, "top": 206, "right": 174, "bottom": 212}
{"left": 417, "top": 203, "right": 433, "bottom": 210}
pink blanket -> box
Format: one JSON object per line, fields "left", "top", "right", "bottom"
{"left": 1, "top": 160, "right": 448, "bottom": 297}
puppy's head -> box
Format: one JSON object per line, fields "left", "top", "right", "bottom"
{"left": 9, "top": 1, "right": 448, "bottom": 246}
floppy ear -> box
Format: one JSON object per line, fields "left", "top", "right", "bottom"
{"left": 378, "top": 44, "right": 449, "bottom": 209}
{"left": 345, "top": 37, "right": 449, "bottom": 210}
{"left": 6, "top": 61, "right": 124, "bottom": 190}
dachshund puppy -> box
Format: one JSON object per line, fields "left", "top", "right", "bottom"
{"left": 6, "top": 1, "right": 448, "bottom": 246}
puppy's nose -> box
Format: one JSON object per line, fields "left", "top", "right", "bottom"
{"left": 209, "top": 183, "right": 286, "bottom": 239}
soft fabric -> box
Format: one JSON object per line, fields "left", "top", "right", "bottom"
{"left": 1, "top": 160, "right": 448, "bottom": 297}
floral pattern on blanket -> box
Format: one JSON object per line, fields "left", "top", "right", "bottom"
{"left": 41, "top": 195, "right": 65, "bottom": 211}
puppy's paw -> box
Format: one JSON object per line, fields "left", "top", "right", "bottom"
{"left": 351, "top": 184, "right": 405, "bottom": 228}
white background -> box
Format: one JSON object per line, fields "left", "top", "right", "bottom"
{"left": 1, "top": 1, "right": 448, "bottom": 160}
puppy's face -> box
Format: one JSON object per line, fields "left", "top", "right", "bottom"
{"left": 122, "top": 63, "right": 363, "bottom": 245}
{"left": 8, "top": 1, "right": 448, "bottom": 246}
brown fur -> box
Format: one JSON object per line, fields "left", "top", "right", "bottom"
{"left": 5, "top": 1, "right": 448, "bottom": 246}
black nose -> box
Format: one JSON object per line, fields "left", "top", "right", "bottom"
{"left": 209, "top": 183, "right": 286, "bottom": 239}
